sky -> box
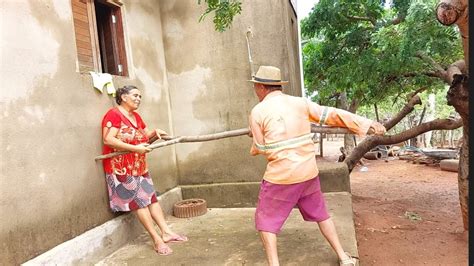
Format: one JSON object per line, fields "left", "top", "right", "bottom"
{"left": 297, "top": 0, "right": 319, "bottom": 21}
{"left": 296, "top": 0, "right": 320, "bottom": 97}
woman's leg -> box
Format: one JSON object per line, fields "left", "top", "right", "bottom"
{"left": 133, "top": 207, "right": 172, "bottom": 255}
{"left": 148, "top": 202, "right": 187, "bottom": 242}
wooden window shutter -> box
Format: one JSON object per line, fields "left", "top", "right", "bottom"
{"left": 71, "top": 0, "right": 100, "bottom": 73}
{"left": 95, "top": 2, "right": 128, "bottom": 76}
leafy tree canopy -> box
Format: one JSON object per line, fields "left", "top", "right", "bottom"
{"left": 301, "top": 0, "right": 462, "bottom": 108}
{"left": 198, "top": 0, "right": 242, "bottom": 32}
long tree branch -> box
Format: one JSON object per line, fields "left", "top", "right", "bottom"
{"left": 413, "top": 52, "right": 465, "bottom": 84}
{"left": 344, "top": 118, "right": 462, "bottom": 171}
{"left": 383, "top": 94, "right": 422, "bottom": 131}
{"left": 384, "top": 14, "right": 406, "bottom": 26}
{"left": 415, "top": 51, "right": 446, "bottom": 73}
{"left": 408, "top": 87, "right": 429, "bottom": 98}
{"left": 384, "top": 72, "right": 441, "bottom": 84}
{"left": 344, "top": 15, "right": 376, "bottom": 26}
{"left": 366, "top": 118, "right": 461, "bottom": 145}
{"left": 95, "top": 125, "right": 351, "bottom": 161}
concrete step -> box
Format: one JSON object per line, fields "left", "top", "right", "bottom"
{"left": 96, "top": 192, "right": 358, "bottom": 265}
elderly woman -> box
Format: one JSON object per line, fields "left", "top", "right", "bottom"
{"left": 101, "top": 85, "right": 187, "bottom": 255}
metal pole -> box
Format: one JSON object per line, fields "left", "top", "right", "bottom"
{"left": 245, "top": 27, "right": 255, "bottom": 78}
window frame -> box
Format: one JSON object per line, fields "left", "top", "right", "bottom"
{"left": 71, "top": 0, "right": 128, "bottom": 76}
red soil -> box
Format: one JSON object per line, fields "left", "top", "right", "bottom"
{"left": 320, "top": 139, "right": 467, "bottom": 265}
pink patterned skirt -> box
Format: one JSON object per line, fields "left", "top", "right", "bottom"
{"left": 105, "top": 172, "right": 158, "bottom": 212}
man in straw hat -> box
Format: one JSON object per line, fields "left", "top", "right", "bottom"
{"left": 248, "top": 65, "right": 385, "bottom": 266}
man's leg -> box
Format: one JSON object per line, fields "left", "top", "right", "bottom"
{"left": 297, "top": 177, "right": 352, "bottom": 262}
{"left": 133, "top": 207, "right": 172, "bottom": 255}
{"left": 317, "top": 218, "right": 350, "bottom": 260}
{"left": 259, "top": 231, "right": 279, "bottom": 266}
{"left": 255, "top": 180, "right": 298, "bottom": 265}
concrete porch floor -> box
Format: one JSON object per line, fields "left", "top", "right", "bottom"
{"left": 95, "top": 192, "right": 358, "bottom": 266}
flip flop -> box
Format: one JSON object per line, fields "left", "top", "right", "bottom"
{"left": 339, "top": 252, "right": 359, "bottom": 266}
{"left": 164, "top": 234, "right": 188, "bottom": 243}
{"left": 154, "top": 243, "right": 173, "bottom": 256}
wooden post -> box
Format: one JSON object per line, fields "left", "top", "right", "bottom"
{"left": 374, "top": 103, "right": 380, "bottom": 122}
{"left": 319, "top": 133, "right": 324, "bottom": 157}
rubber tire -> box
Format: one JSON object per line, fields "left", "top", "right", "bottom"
{"left": 173, "top": 198, "right": 207, "bottom": 218}
{"left": 440, "top": 159, "right": 459, "bottom": 172}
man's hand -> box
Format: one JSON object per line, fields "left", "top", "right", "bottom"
{"left": 367, "top": 121, "right": 386, "bottom": 135}
{"left": 155, "top": 129, "right": 168, "bottom": 139}
{"left": 248, "top": 127, "right": 253, "bottom": 138}
{"left": 133, "top": 143, "right": 152, "bottom": 154}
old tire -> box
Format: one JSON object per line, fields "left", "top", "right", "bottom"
{"left": 440, "top": 159, "right": 459, "bottom": 172}
{"left": 173, "top": 198, "right": 207, "bottom": 218}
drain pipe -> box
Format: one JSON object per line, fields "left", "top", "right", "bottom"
{"left": 245, "top": 27, "right": 255, "bottom": 78}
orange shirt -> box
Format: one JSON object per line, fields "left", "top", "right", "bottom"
{"left": 249, "top": 91, "right": 373, "bottom": 184}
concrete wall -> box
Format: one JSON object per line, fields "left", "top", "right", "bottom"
{"left": 1, "top": 0, "right": 301, "bottom": 264}
{"left": 159, "top": 0, "right": 301, "bottom": 186}
{"left": 181, "top": 162, "right": 351, "bottom": 208}
{"left": 0, "top": 1, "right": 177, "bottom": 264}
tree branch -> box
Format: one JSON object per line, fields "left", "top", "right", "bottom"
{"left": 408, "top": 87, "right": 429, "bottom": 98}
{"left": 415, "top": 52, "right": 466, "bottom": 83}
{"left": 446, "top": 60, "right": 466, "bottom": 83}
{"left": 385, "top": 14, "right": 406, "bottom": 26}
{"left": 415, "top": 51, "right": 446, "bottom": 73}
{"left": 383, "top": 94, "right": 422, "bottom": 131}
{"left": 370, "top": 118, "right": 461, "bottom": 145}
{"left": 95, "top": 125, "right": 352, "bottom": 161}
{"left": 344, "top": 15, "right": 376, "bottom": 26}
{"left": 344, "top": 118, "right": 462, "bottom": 171}
{"left": 384, "top": 72, "right": 442, "bottom": 84}
{"left": 349, "top": 98, "right": 359, "bottom": 113}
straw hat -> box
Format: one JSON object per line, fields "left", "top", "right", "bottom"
{"left": 248, "top": 66, "right": 288, "bottom": 85}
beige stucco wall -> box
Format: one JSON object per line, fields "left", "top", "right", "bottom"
{"left": 0, "top": 1, "right": 177, "bottom": 264}
{"left": 159, "top": 0, "right": 301, "bottom": 185}
{"left": 1, "top": 0, "right": 301, "bottom": 264}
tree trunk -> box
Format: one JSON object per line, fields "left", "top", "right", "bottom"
{"left": 337, "top": 92, "right": 358, "bottom": 154}
{"left": 437, "top": 0, "right": 469, "bottom": 230}
{"left": 417, "top": 106, "right": 427, "bottom": 147}
{"left": 374, "top": 103, "right": 380, "bottom": 122}
{"left": 458, "top": 128, "right": 468, "bottom": 229}
{"left": 424, "top": 93, "right": 436, "bottom": 147}
{"left": 436, "top": 0, "right": 469, "bottom": 72}
{"left": 446, "top": 74, "right": 469, "bottom": 230}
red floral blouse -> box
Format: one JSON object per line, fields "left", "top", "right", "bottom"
{"left": 101, "top": 107, "right": 149, "bottom": 176}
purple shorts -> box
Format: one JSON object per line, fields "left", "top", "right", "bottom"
{"left": 255, "top": 176, "right": 330, "bottom": 234}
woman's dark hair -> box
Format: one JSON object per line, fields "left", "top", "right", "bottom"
{"left": 115, "top": 85, "right": 138, "bottom": 105}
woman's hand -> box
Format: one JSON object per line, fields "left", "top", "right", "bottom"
{"left": 155, "top": 129, "right": 168, "bottom": 139}
{"left": 133, "top": 143, "right": 152, "bottom": 154}
{"left": 367, "top": 121, "right": 386, "bottom": 135}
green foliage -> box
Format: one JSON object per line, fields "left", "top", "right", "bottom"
{"left": 198, "top": 0, "right": 242, "bottom": 32}
{"left": 301, "top": 0, "right": 462, "bottom": 112}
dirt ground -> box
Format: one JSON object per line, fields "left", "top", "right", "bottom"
{"left": 319, "top": 139, "right": 467, "bottom": 265}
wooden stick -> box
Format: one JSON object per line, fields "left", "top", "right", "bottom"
{"left": 95, "top": 125, "right": 351, "bottom": 161}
